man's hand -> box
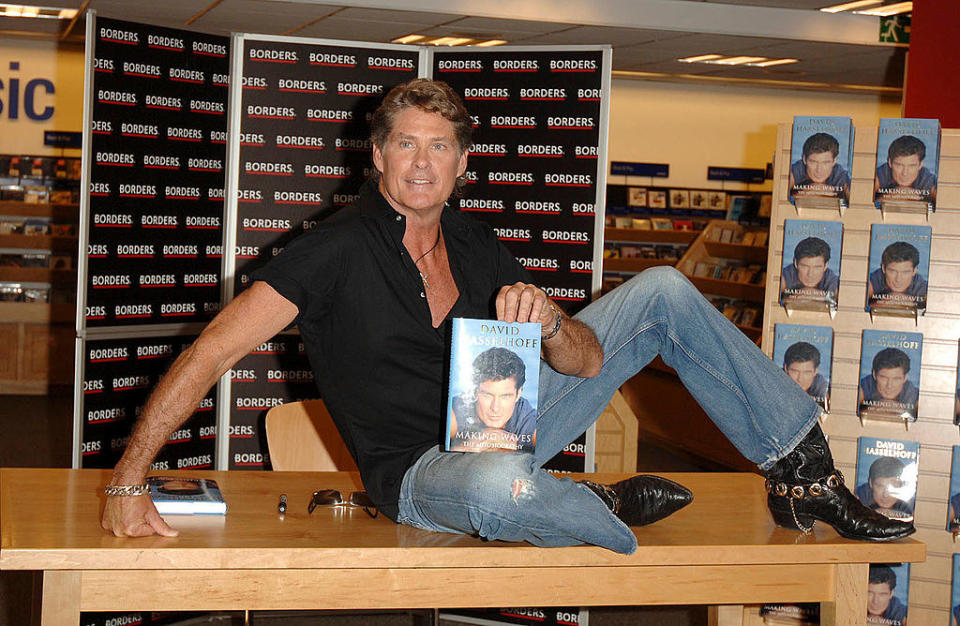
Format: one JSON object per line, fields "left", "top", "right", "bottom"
{"left": 496, "top": 282, "right": 555, "bottom": 331}
{"left": 101, "top": 494, "right": 178, "bottom": 538}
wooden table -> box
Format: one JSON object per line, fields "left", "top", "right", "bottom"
{"left": 0, "top": 468, "right": 925, "bottom": 625}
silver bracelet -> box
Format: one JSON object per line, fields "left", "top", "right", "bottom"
{"left": 104, "top": 483, "right": 149, "bottom": 497}
{"left": 543, "top": 305, "right": 562, "bottom": 340}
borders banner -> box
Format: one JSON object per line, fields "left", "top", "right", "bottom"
{"left": 79, "top": 332, "right": 216, "bottom": 471}
{"left": 81, "top": 16, "right": 229, "bottom": 329}
{"left": 223, "top": 34, "right": 422, "bottom": 469}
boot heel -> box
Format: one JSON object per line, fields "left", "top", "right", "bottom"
{"left": 767, "top": 495, "right": 814, "bottom": 531}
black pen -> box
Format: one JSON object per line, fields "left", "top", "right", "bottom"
{"left": 278, "top": 493, "right": 287, "bottom": 516}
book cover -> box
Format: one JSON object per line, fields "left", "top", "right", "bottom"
{"left": 148, "top": 476, "right": 226, "bottom": 515}
{"left": 956, "top": 344, "right": 960, "bottom": 426}
{"left": 855, "top": 437, "right": 919, "bottom": 522}
{"left": 445, "top": 318, "right": 540, "bottom": 453}
{"left": 866, "top": 223, "right": 932, "bottom": 315}
{"left": 857, "top": 329, "right": 923, "bottom": 422}
{"left": 627, "top": 186, "right": 647, "bottom": 208}
{"left": 773, "top": 323, "right": 833, "bottom": 411}
{"left": 779, "top": 219, "right": 843, "bottom": 311}
{"left": 670, "top": 189, "right": 690, "bottom": 209}
{"left": 948, "top": 446, "right": 960, "bottom": 532}
{"left": 788, "top": 116, "right": 853, "bottom": 209}
{"left": 759, "top": 603, "right": 819, "bottom": 624}
{"left": 874, "top": 118, "right": 941, "bottom": 212}
{"left": 952, "top": 554, "right": 960, "bottom": 624}
{"left": 648, "top": 189, "right": 667, "bottom": 210}
{"left": 690, "top": 190, "right": 707, "bottom": 209}
{"left": 867, "top": 563, "right": 909, "bottom": 626}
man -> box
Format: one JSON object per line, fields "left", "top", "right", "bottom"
{"left": 875, "top": 134, "right": 937, "bottom": 202}
{"left": 788, "top": 132, "right": 850, "bottom": 198}
{"left": 101, "top": 79, "right": 912, "bottom": 551}
{"left": 859, "top": 348, "right": 919, "bottom": 409}
{"left": 782, "top": 342, "right": 828, "bottom": 404}
{"left": 855, "top": 457, "right": 914, "bottom": 521}
{"left": 449, "top": 347, "right": 536, "bottom": 452}
{"left": 780, "top": 236, "right": 838, "bottom": 299}
{"left": 867, "top": 241, "right": 928, "bottom": 303}
{"left": 867, "top": 565, "right": 908, "bottom": 625}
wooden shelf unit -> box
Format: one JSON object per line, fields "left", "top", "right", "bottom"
{"left": 0, "top": 200, "right": 78, "bottom": 394}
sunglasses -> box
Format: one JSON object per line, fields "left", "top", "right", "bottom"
{"left": 309, "top": 489, "right": 378, "bottom": 518}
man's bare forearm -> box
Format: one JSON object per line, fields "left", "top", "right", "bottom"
{"left": 109, "top": 282, "right": 298, "bottom": 484}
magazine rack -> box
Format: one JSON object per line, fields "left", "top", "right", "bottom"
{"left": 759, "top": 124, "right": 960, "bottom": 624}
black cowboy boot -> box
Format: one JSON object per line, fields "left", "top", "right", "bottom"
{"left": 763, "top": 424, "right": 914, "bottom": 541}
{"left": 580, "top": 475, "right": 693, "bottom": 526}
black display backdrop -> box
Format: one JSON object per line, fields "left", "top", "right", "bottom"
{"left": 83, "top": 17, "right": 228, "bottom": 328}
{"left": 224, "top": 35, "right": 421, "bottom": 469}
{"left": 432, "top": 48, "right": 606, "bottom": 314}
{"left": 80, "top": 334, "right": 216, "bottom": 471}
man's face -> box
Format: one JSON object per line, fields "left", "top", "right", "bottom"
{"left": 785, "top": 360, "right": 818, "bottom": 392}
{"left": 889, "top": 153, "right": 923, "bottom": 187}
{"left": 882, "top": 259, "right": 917, "bottom": 293}
{"left": 372, "top": 107, "right": 467, "bottom": 217}
{"left": 869, "top": 475, "right": 903, "bottom": 509}
{"left": 867, "top": 582, "right": 894, "bottom": 616}
{"left": 803, "top": 150, "right": 837, "bottom": 184}
{"left": 873, "top": 366, "right": 907, "bottom": 401}
{"left": 794, "top": 256, "right": 827, "bottom": 288}
{"left": 475, "top": 378, "right": 521, "bottom": 429}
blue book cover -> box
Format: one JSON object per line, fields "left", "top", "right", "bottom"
{"left": 948, "top": 446, "right": 960, "bottom": 532}
{"left": 855, "top": 437, "right": 919, "bottom": 523}
{"left": 866, "top": 224, "right": 932, "bottom": 314}
{"left": 858, "top": 329, "right": 923, "bottom": 421}
{"left": 773, "top": 323, "right": 833, "bottom": 412}
{"left": 867, "top": 563, "right": 910, "bottom": 625}
{"left": 952, "top": 555, "right": 960, "bottom": 624}
{"left": 779, "top": 219, "right": 843, "bottom": 310}
{"left": 874, "top": 117, "right": 941, "bottom": 211}
{"left": 788, "top": 116, "right": 853, "bottom": 208}
{"left": 445, "top": 318, "right": 540, "bottom": 453}
{"left": 147, "top": 476, "right": 226, "bottom": 515}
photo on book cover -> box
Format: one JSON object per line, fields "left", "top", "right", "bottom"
{"left": 147, "top": 476, "right": 226, "bottom": 515}
{"left": 855, "top": 436, "right": 919, "bottom": 523}
{"left": 857, "top": 329, "right": 922, "bottom": 422}
{"left": 867, "top": 563, "right": 909, "bottom": 626}
{"left": 779, "top": 219, "right": 842, "bottom": 310}
{"left": 773, "top": 323, "right": 833, "bottom": 411}
{"left": 948, "top": 446, "right": 960, "bottom": 532}
{"left": 866, "top": 223, "right": 932, "bottom": 315}
{"left": 788, "top": 116, "right": 853, "bottom": 209}
{"left": 874, "top": 117, "right": 941, "bottom": 212}
{"left": 445, "top": 318, "right": 540, "bottom": 453}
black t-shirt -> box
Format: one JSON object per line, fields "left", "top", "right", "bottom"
{"left": 251, "top": 181, "right": 531, "bottom": 519}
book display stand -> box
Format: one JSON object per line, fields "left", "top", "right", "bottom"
{"left": 755, "top": 123, "right": 960, "bottom": 625}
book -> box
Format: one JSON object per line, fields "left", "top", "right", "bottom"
{"left": 866, "top": 563, "right": 910, "bottom": 625}
{"left": 948, "top": 446, "right": 960, "bottom": 532}
{"left": 648, "top": 189, "right": 667, "bottom": 210}
{"left": 855, "top": 437, "right": 918, "bottom": 522}
{"left": 148, "top": 476, "right": 226, "bottom": 515}
{"left": 690, "top": 190, "right": 708, "bottom": 209}
{"left": 670, "top": 189, "right": 690, "bottom": 209}
{"left": 759, "top": 603, "right": 819, "bottom": 624}
{"left": 866, "top": 223, "right": 931, "bottom": 316}
{"left": 857, "top": 329, "right": 922, "bottom": 422}
{"left": 779, "top": 218, "right": 842, "bottom": 312}
{"left": 953, "top": 555, "right": 960, "bottom": 624}
{"left": 445, "top": 318, "right": 540, "bottom": 453}
{"left": 874, "top": 118, "right": 941, "bottom": 213}
{"left": 708, "top": 191, "right": 727, "bottom": 211}
{"left": 788, "top": 116, "right": 854, "bottom": 210}
{"left": 773, "top": 323, "right": 833, "bottom": 412}
{"left": 627, "top": 186, "right": 647, "bottom": 208}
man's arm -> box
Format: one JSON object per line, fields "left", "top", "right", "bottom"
{"left": 101, "top": 281, "right": 299, "bottom": 537}
{"left": 496, "top": 282, "right": 602, "bottom": 378}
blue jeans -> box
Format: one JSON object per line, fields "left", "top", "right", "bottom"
{"left": 397, "top": 267, "right": 822, "bottom": 553}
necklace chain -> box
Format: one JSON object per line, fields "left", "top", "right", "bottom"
{"left": 414, "top": 230, "right": 441, "bottom": 289}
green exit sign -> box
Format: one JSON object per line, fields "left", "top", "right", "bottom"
{"left": 880, "top": 14, "right": 911, "bottom": 44}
